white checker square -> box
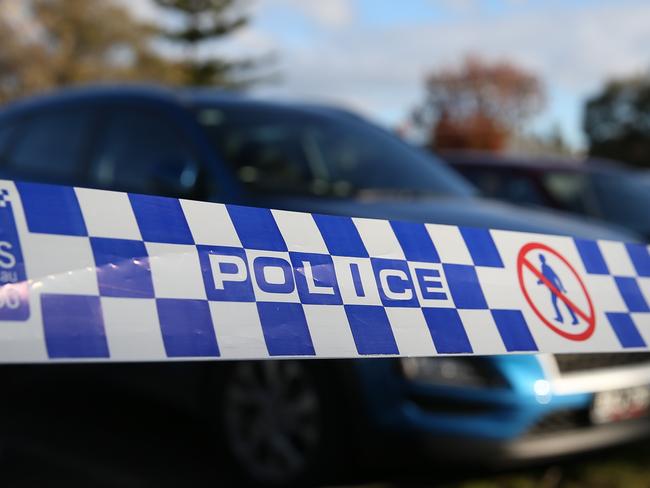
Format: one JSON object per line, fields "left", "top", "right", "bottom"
{"left": 385, "top": 308, "right": 437, "bottom": 356}
{"left": 407, "top": 261, "right": 454, "bottom": 308}
{"left": 24, "top": 234, "right": 98, "bottom": 295}
{"left": 586, "top": 274, "right": 628, "bottom": 313}
{"left": 101, "top": 297, "right": 166, "bottom": 360}
{"left": 352, "top": 217, "right": 405, "bottom": 259}
{"left": 632, "top": 313, "right": 650, "bottom": 350}
{"left": 425, "top": 224, "right": 473, "bottom": 265}
{"left": 180, "top": 200, "right": 241, "bottom": 247}
{"left": 302, "top": 305, "right": 358, "bottom": 357}
{"left": 458, "top": 309, "right": 506, "bottom": 355}
{"left": 245, "top": 250, "right": 299, "bottom": 303}
{"left": 638, "top": 277, "right": 650, "bottom": 309}
{"left": 0, "top": 293, "right": 47, "bottom": 362}
{"left": 0, "top": 328, "right": 48, "bottom": 361}
{"left": 599, "top": 240, "right": 636, "bottom": 277}
{"left": 146, "top": 243, "right": 206, "bottom": 299}
{"left": 209, "top": 302, "right": 269, "bottom": 358}
{"left": 271, "top": 209, "right": 328, "bottom": 253}
{"left": 332, "top": 256, "right": 382, "bottom": 306}
{"left": 75, "top": 188, "right": 142, "bottom": 240}
{"left": 475, "top": 266, "right": 523, "bottom": 310}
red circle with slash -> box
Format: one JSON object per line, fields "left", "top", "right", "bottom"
{"left": 517, "top": 242, "right": 595, "bottom": 341}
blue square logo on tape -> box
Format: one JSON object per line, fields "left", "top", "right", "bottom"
{"left": 0, "top": 189, "right": 29, "bottom": 321}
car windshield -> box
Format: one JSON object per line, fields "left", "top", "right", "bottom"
{"left": 590, "top": 170, "right": 650, "bottom": 236}
{"left": 195, "top": 103, "right": 476, "bottom": 198}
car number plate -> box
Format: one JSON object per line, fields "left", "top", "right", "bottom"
{"left": 591, "top": 385, "right": 650, "bottom": 424}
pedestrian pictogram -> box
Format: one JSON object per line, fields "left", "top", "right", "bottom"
{"left": 537, "top": 254, "right": 579, "bottom": 325}
{"left": 517, "top": 242, "right": 595, "bottom": 341}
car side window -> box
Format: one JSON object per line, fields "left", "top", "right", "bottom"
{"left": 0, "top": 118, "right": 20, "bottom": 158}
{"left": 89, "top": 106, "right": 201, "bottom": 197}
{"left": 460, "top": 168, "right": 546, "bottom": 207}
{"left": 199, "top": 108, "right": 316, "bottom": 194}
{"left": 5, "top": 106, "right": 90, "bottom": 182}
{"left": 542, "top": 171, "right": 596, "bottom": 216}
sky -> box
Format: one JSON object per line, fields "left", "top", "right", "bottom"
{"left": 136, "top": 0, "right": 650, "bottom": 150}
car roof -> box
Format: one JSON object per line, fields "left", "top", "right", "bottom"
{"left": 0, "top": 84, "right": 362, "bottom": 123}
{"left": 439, "top": 149, "right": 627, "bottom": 174}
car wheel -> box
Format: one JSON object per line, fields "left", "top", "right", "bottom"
{"left": 218, "top": 360, "right": 344, "bottom": 487}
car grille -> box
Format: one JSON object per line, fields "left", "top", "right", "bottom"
{"left": 526, "top": 409, "right": 589, "bottom": 436}
{"left": 554, "top": 353, "right": 650, "bottom": 374}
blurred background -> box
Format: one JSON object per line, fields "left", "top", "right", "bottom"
{"left": 4, "top": 0, "right": 650, "bottom": 164}
{"left": 1, "top": 1, "right": 650, "bottom": 487}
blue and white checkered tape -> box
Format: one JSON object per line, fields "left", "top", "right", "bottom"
{"left": 0, "top": 180, "right": 648, "bottom": 362}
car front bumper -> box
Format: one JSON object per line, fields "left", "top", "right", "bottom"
{"left": 376, "top": 416, "right": 650, "bottom": 469}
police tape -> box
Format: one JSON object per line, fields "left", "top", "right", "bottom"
{"left": 0, "top": 180, "right": 648, "bottom": 363}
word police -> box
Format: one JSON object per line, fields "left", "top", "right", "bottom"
{"left": 201, "top": 248, "right": 453, "bottom": 307}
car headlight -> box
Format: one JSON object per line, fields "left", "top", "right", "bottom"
{"left": 399, "top": 357, "right": 505, "bottom": 388}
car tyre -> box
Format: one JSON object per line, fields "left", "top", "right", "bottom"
{"left": 210, "top": 360, "right": 352, "bottom": 487}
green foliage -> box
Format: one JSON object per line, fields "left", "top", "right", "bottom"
{"left": 584, "top": 76, "right": 650, "bottom": 169}
{"left": 0, "top": 0, "right": 255, "bottom": 103}
{"left": 0, "top": 14, "right": 50, "bottom": 102}
{"left": 0, "top": 0, "right": 184, "bottom": 102}
{"left": 153, "top": 0, "right": 253, "bottom": 87}
{"left": 452, "top": 442, "right": 650, "bottom": 488}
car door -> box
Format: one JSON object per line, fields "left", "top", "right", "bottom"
{"left": 0, "top": 103, "right": 96, "bottom": 187}
{"left": 87, "top": 102, "right": 210, "bottom": 200}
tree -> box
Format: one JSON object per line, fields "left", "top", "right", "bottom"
{"left": 0, "top": 0, "right": 183, "bottom": 102}
{"left": 34, "top": 0, "right": 185, "bottom": 85}
{"left": 0, "top": 0, "right": 260, "bottom": 103}
{"left": 413, "top": 55, "right": 545, "bottom": 152}
{"left": 0, "top": 13, "right": 51, "bottom": 103}
{"left": 153, "top": 0, "right": 254, "bottom": 87}
{"left": 584, "top": 75, "right": 650, "bottom": 168}
{"left": 508, "top": 124, "right": 574, "bottom": 157}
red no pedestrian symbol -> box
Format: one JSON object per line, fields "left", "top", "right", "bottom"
{"left": 517, "top": 242, "right": 595, "bottom": 341}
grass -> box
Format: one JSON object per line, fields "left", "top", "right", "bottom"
{"left": 454, "top": 441, "right": 650, "bottom": 488}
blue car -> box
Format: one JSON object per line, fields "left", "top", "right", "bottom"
{"left": 0, "top": 86, "right": 649, "bottom": 486}
{"left": 442, "top": 151, "right": 650, "bottom": 240}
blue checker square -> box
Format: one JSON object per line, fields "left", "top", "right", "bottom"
{"left": 156, "top": 299, "right": 219, "bottom": 357}
{"left": 421, "top": 308, "right": 472, "bottom": 354}
{"left": 257, "top": 302, "right": 315, "bottom": 356}
{"left": 344, "top": 305, "right": 399, "bottom": 355}
{"left": 390, "top": 220, "right": 440, "bottom": 263}
{"left": 614, "top": 277, "right": 650, "bottom": 313}
{"left": 491, "top": 309, "right": 538, "bottom": 352}
{"left": 226, "top": 205, "right": 287, "bottom": 252}
{"left": 371, "top": 258, "right": 420, "bottom": 308}
{"left": 460, "top": 227, "right": 504, "bottom": 268}
{"left": 607, "top": 312, "right": 646, "bottom": 348}
{"left": 443, "top": 263, "right": 488, "bottom": 309}
{"left": 413, "top": 267, "right": 447, "bottom": 300}
{"left": 574, "top": 239, "right": 609, "bottom": 275}
{"left": 129, "top": 193, "right": 193, "bottom": 244}
{"left": 17, "top": 181, "right": 87, "bottom": 236}
{"left": 253, "top": 256, "right": 295, "bottom": 294}
{"left": 197, "top": 245, "right": 255, "bottom": 302}
{"left": 290, "top": 252, "right": 342, "bottom": 305}
{"left": 313, "top": 214, "right": 368, "bottom": 257}
{"left": 626, "top": 243, "right": 650, "bottom": 277}
{"left": 41, "top": 294, "right": 109, "bottom": 358}
{"left": 91, "top": 237, "right": 154, "bottom": 298}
